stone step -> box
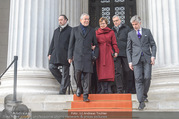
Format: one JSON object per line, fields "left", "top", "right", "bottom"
{"left": 73, "top": 94, "right": 132, "bottom": 101}
{"left": 21, "top": 94, "right": 73, "bottom": 111}
{"left": 1, "top": 94, "right": 179, "bottom": 111}
{"left": 132, "top": 94, "right": 179, "bottom": 110}
{"left": 132, "top": 101, "right": 179, "bottom": 111}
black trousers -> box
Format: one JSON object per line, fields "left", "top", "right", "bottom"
{"left": 91, "top": 62, "right": 100, "bottom": 94}
{"left": 49, "top": 63, "right": 70, "bottom": 94}
{"left": 114, "top": 56, "right": 135, "bottom": 93}
{"left": 75, "top": 70, "right": 91, "bottom": 98}
{"left": 99, "top": 81, "right": 112, "bottom": 94}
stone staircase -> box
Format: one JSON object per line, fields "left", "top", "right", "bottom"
{"left": 1, "top": 94, "right": 179, "bottom": 112}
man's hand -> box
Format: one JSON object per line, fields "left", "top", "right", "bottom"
{"left": 48, "top": 55, "right": 51, "bottom": 60}
{"left": 151, "top": 57, "right": 155, "bottom": 65}
{"left": 113, "top": 53, "right": 118, "bottom": 58}
{"left": 68, "top": 59, "right": 73, "bottom": 64}
{"left": 129, "top": 63, "right": 133, "bottom": 71}
{"left": 91, "top": 46, "right": 96, "bottom": 50}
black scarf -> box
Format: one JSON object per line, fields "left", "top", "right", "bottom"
{"left": 80, "top": 23, "right": 88, "bottom": 35}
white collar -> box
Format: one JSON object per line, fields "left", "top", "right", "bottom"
{"left": 136, "top": 28, "right": 142, "bottom": 34}
{"left": 60, "top": 22, "right": 68, "bottom": 29}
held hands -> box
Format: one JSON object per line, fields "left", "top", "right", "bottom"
{"left": 151, "top": 57, "right": 155, "bottom": 65}
{"left": 91, "top": 45, "right": 96, "bottom": 50}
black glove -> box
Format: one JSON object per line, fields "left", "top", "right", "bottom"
{"left": 92, "top": 51, "right": 97, "bottom": 61}
{"left": 92, "top": 55, "right": 97, "bottom": 61}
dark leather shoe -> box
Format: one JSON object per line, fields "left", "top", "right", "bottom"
{"left": 83, "top": 98, "right": 90, "bottom": 102}
{"left": 76, "top": 87, "right": 81, "bottom": 97}
{"left": 144, "top": 99, "right": 149, "bottom": 102}
{"left": 138, "top": 102, "right": 145, "bottom": 110}
{"left": 117, "top": 90, "right": 123, "bottom": 94}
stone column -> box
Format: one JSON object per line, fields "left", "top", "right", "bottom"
{"left": 137, "top": 0, "right": 179, "bottom": 108}
{"left": 59, "top": 0, "right": 88, "bottom": 27}
{"left": 0, "top": 0, "right": 60, "bottom": 95}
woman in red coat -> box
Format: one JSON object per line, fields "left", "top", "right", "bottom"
{"left": 96, "top": 17, "right": 119, "bottom": 93}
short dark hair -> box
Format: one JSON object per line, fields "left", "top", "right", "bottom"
{"left": 60, "top": 14, "right": 68, "bottom": 21}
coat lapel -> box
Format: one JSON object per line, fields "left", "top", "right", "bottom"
{"left": 141, "top": 28, "right": 146, "bottom": 45}
{"left": 78, "top": 26, "right": 84, "bottom": 38}
{"left": 132, "top": 30, "right": 141, "bottom": 44}
{"left": 84, "top": 26, "right": 91, "bottom": 38}
{"left": 78, "top": 25, "right": 91, "bottom": 38}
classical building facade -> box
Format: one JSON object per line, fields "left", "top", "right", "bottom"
{"left": 0, "top": 0, "right": 179, "bottom": 109}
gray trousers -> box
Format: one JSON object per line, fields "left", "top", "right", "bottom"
{"left": 133, "top": 56, "right": 151, "bottom": 103}
{"left": 75, "top": 70, "right": 91, "bottom": 98}
{"left": 49, "top": 64, "right": 70, "bottom": 94}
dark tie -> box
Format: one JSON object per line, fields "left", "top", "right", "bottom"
{"left": 82, "top": 28, "right": 86, "bottom": 35}
{"left": 137, "top": 30, "right": 142, "bottom": 39}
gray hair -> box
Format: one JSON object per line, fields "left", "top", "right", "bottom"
{"left": 112, "top": 15, "right": 121, "bottom": 20}
{"left": 130, "top": 15, "right": 141, "bottom": 23}
{"left": 80, "top": 13, "right": 90, "bottom": 20}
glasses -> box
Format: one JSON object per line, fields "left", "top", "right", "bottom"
{"left": 113, "top": 20, "right": 119, "bottom": 22}
{"left": 82, "top": 18, "right": 90, "bottom": 21}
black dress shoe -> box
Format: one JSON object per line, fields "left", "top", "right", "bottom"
{"left": 117, "top": 90, "right": 123, "bottom": 94}
{"left": 76, "top": 93, "right": 81, "bottom": 97}
{"left": 144, "top": 99, "right": 149, "bottom": 102}
{"left": 83, "top": 98, "right": 90, "bottom": 102}
{"left": 76, "top": 87, "right": 81, "bottom": 97}
{"left": 138, "top": 102, "right": 145, "bottom": 110}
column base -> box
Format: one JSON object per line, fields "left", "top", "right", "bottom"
{"left": 0, "top": 69, "right": 60, "bottom": 96}
{"left": 149, "top": 66, "right": 179, "bottom": 101}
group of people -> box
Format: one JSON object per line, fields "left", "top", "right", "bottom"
{"left": 48, "top": 13, "right": 156, "bottom": 110}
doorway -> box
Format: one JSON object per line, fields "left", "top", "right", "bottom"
{"left": 89, "top": 0, "right": 136, "bottom": 29}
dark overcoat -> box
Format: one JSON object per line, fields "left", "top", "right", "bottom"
{"left": 68, "top": 25, "right": 99, "bottom": 73}
{"left": 48, "top": 25, "right": 72, "bottom": 66}
{"left": 112, "top": 24, "right": 131, "bottom": 57}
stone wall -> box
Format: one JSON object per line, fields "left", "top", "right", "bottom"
{"left": 0, "top": 0, "right": 10, "bottom": 74}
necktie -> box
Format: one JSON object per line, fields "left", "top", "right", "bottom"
{"left": 82, "top": 27, "right": 86, "bottom": 35}
{"left": 137, "top": 30, "right": 142, "bottom": 39}
{"left": 138, "top": 29, "right": 143, "bottom": 56}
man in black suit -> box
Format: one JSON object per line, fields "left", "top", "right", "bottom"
{"left": 112, "top": 15, "right": 135, "bottom": 94}
{"left": 126, "top": 15, "right": 157, "bottom": 110}
{"left": 68, "top": 13, "right": 99, "bottom": 102}
{"left": 48, "top": 14, "right": 72, "bottom": 94}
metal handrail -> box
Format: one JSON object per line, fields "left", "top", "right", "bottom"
{"left": 0, "top": 56, "right": 18, "bottom": 102}
{"left": 0, "top": 57, "right": 17, "bottom": 79}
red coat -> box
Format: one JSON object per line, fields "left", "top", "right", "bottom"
{"left": 96, "top": 27, "right": 119, "bottom": 81}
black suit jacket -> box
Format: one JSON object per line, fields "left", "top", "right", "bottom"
{"left": 48, "top": 25, "right": 72, "bottom": 66}
{"left": 68, "top": 25, "right": 99, "bottom": 73}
